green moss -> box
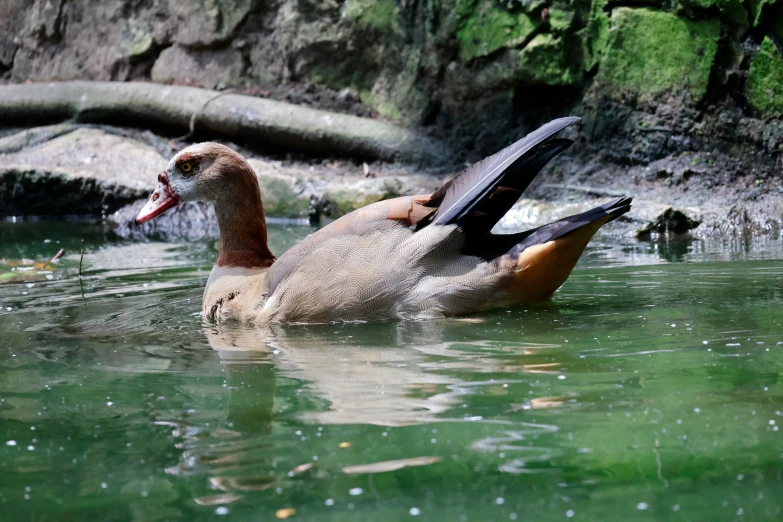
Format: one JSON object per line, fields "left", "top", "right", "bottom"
{"left": 596, "top": 8, "right": 720, "bottom": 103}
{"left": 517, "top": 34, "right": 583, "bottom": 85}
{"left": 548, "top": 8, "right": 574, "bottom": 32}
{"left": 356, "top": 50, "right": 430, "bottom": 124}
{"left": 127, "top": 28, "right": 153, "bottom": 57}
{"left": 745, "top": 37, "right": 783, "bottom": 118}
{"left": 344, "top": 0, "right": 400, "bottom": 33}
{"left": 583, "top": 0, "right": 610, "bottom": 71}
{"left": 746, "top": 0, "right": 776, "bottom": 26}
{"left": 321, "top": 191, "right": 383, "bottom": 218}
{"left": 257, "top": 177, "right": 311, "bottom": 218}
{"left": 322, "top": 181, "right": 405, "bottom": 218}
{"left": 457, "top": 0, "right": 539, "bottom": 61}
{"left": 360, "top": 89, "right": 403, "bottom": 120}
{"left": 677, "top": 0, "right": 748, "bottom": 27}
{"left": 305, "top": 63, "right": 352, "bottom": 91}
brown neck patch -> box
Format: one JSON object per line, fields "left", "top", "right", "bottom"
{"left": 208, "top": 149, "right": 276, "bottom": 268}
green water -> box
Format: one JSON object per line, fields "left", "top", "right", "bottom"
{"left": 1, "top": 220, "right": 782, "bottom": 521}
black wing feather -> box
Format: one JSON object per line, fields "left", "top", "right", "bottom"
{"left": 463, "top": 197, "right": 633, "bottom": 260}
{"left": 428, "top": 117, "right": 580, "bottom": 227}
{"left": 463, "top": 138, "right": 574, "bottom": 235}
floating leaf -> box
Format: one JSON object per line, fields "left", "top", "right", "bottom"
{"left": 209, "top": 476, "right": 273, "bottom": 492}
{"left": 275, "top": 508, "right": 297, "bottom": 519}
{"left": 291, "top": 462, "right": 315, "bottom": 473}
{"left": 342, "top": 456, "right": 442, "bottom": 474}
{"left": 193, "top": 493, "right": 242, "bottom": 506}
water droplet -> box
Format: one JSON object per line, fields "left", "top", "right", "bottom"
{"left": 566, "top": 510, "right": 575, "bottom": 518}
{"left": 410, "top": 507, "right": 421, "bottom": 516}
{"left": 637, "top": 502, "right": 649, "bottom": 510}
{"left": 349, "top": 488, "right": 363, "bottom": 496}
{"left": 215, "top": 506, "right": 229, "bottom": 515}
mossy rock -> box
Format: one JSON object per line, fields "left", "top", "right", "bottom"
{"left": 256, "top": 176, "right": 312, "bottom": 218}
{"left": 124, "top": 25, "right": 154, "bottom": 58}
{"left": 595, "top": 8, "right": 720, "bottom": 103}
{"left": 517, "top": 34, "right": 583, "bottom": 85}
{"left": 320, "top": 191, "right": 385, "bottom": 219}
{"left": 548, "top": 8, "right": 575, "bottom": 32}
{"left": 320, "top": 179, "right": 407, "bottom": 219}
{"left": 510, "top": 0, "right": 548, "bottom": 15}
{"left": 745, "top": 37, "right": 783, "bottom": 118}
{"left": 583, "top": 0, "right": 610, "bottom": 71}
{"left": 352, "top": 48, "right": 431, "bottom": 124}
{"left": 457, "top": 0, "right": 539, "bottom": 62}
{"left": 344, "top": 0, "right": 401, "bottom": 33}
{"left": 676, "top": 0, "right": 748, "bottom": 27}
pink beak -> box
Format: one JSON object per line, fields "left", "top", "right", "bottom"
{"left": 136, "top": 172, "right": 181, "bottom": 224}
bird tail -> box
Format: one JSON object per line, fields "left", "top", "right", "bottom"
{"left": 503, "top": 197, "right": 633, "bottom": 302}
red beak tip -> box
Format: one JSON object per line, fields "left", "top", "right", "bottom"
{"left": 136, "top": 177, "right": 180, "bottom": 224}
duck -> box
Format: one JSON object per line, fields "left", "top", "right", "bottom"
{"left": 135, "top": 117, "right": 631, "bottom": 324}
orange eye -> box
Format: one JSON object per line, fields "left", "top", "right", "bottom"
{"left": 181, "top": 162, "right": 193, "bottom": 173}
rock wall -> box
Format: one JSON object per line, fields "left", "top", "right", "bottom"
{"left": 0, "top": 0, "right": 781, "bottom": 162}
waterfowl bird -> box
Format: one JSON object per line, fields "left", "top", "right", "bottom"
{"left": 136, "top": 117, "right": 631, "bottom": 324}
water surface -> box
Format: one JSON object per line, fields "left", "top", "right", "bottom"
{"left": 1, "top": 220, "right": 782, "bottom": 521}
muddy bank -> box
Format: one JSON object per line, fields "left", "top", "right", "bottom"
{"left": 1, "top": 1, "right": 781, "bottom": 242}
{"left": 1, "top": 123, "right": 780, "bottom": 241}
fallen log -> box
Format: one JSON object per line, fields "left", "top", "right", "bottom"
{"left": 0, "top": 82, "right": 449, "bottom": 165}
{"left": 0, "top": 123, "right": 82, "bottom": 154}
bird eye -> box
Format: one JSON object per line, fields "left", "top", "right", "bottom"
{"left": 181, "top": 162, "right": 193, "bottom": 173}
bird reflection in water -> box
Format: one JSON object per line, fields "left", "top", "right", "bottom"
{"left": 161, "top": 320, "right": 565, "bottom": 505}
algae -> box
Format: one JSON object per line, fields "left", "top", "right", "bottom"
{"left": 457, "top": 0, "right": 539, "bottom": 61}
{"left": 257, "top": 177, "right": 312, "bottom": 218}
{"left": 344, "top": 0, "right": 400, "bottom": 33}
{"left": 548, "top": 8, "right": 575, "bottom": 33}
{"left": 583, "top": 0, "right": 609, "bottom": 71}
{"left": 596, "top": 8, "right": 720, "bottom": 103}
{"left": 745, "top": 37, "right": 783, "bottom": 118}
{"left": 518, "top": 34, "right": 583, "bottom": 85}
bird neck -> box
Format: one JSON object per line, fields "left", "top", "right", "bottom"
{"left": 213, "top": 171, "right": 275, "bottom": 269}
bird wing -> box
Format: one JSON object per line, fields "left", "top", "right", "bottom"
{"left": 423, "top": 117, "right": 579, "bottom": 231}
